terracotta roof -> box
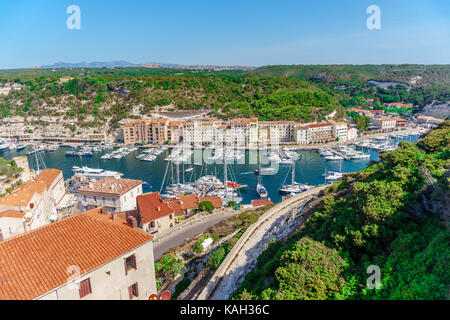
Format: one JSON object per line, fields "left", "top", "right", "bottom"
{"left": 0, "top": 210, "right": 25, "bottom": 218}
{"left": 0, "top": 209, "right": 151, "bottom": 300}
{"left": 137, "top": 192, "right": 173, "bottom": 224}
{"left": 178, "top": 194, "right": 199, "bottom": 210}
{"left": 163, "top": 199, "right": 184, "bottom": 216}
{"left": 231, "top": 118, "right": 258, "bottom": 124}
{"left": 76, "top": 177, "right": 142, "bottom": 196}
{"left": 386, "top": 102, "right": 413, "bottom": 108}
{"left": 259, "top": 120, "right": 296, "bottom": 125}
{"left": 0, "top": 169, "right": 62, "bottom": 208}
{"left": 251, "top": 199, "right": 274, "bottom": 207}
{"left": 123, "top": 123, "right": 134, "bottom": 128}
{"left": 199, "top": 196, "right": 222, "bottom": 208}
{"left": 168, "top": 121, "right": 182, "bottom": 127}
{"left": 308, "top": 123, "right": 332, "bottom": 129}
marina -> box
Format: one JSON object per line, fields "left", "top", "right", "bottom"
{"left": 0, "top": 133, "right": 420, "bottom": 204}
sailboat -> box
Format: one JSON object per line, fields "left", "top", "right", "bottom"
{"left": 256, "top": 158, "right": 268, "bottom": 198}
{"left": 323, "top": 158, "right": 343, "bottom": 182}
{"left": 279, "top": 157, "right": 311, "bottom": 195}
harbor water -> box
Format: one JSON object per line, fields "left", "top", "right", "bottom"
{"left": 1, "top": 134, "right": 420, "bottom": 204}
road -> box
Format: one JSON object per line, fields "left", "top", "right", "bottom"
{"left": 152, "top": 210, "right": 242, "bottom": 260}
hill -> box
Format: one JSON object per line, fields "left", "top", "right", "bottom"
{"left": 0, "top": 72, "right": 342, "bottom": 138}
{"left": 232, "top": 121, "right": 450, "bottom": 300}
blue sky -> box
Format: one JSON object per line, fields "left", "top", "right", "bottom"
{"left": 0, "top": 0, "right": 449, "bottom": 68}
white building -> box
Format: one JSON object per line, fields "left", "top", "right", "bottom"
{"left": 0, "top": 207, "right": 157, "bottom": 300}
{"left": 328, "top": 120, "right": 348, "bottom": 142}
{"left": 0, "top": 169, "right": 65, "bottom": 240}
{"left": 372, "top": 117, "right": 397, "bottom": 131}
{"left": 295, "top": 126, "right": 309, "bottom": 145}
{"left": 77, "top": 177, "right": 143, "bottom": 213}
{"left": 347, "top": 127, "right": 359, "bottom": 140}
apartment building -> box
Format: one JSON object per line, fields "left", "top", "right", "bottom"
{"left": 372, "top": 117, "right": 397, "bottom": 131}
{"left": 124, "top": 117, "right": 354, "bottom": 147}
{"left": 230, "top": 118, "right": 259, "bottom": 147}
{"left": 392, "top": 117, "right": 408, "bottom": 128}
{"left": 123, "top": 118, "right": 181, "bottom": 145}
{"left": 328, "top": 120, "right": 348, "bottom": 142}
{"left": 77, "top": 177, "right": 143, "bottom": 213}
{"left": 416, "top": 115, "right": 444, "bottom": 127}
{"left": 347, "top": 126, "right": 359, "bottom": 140}
{"left": 0, "top": 169, "right": 65, "bottom": 240}
{"left": 295, "top": 126, "right": 309, "bottom": 145}
{"left": 0, "top": 208, "right": 157, "bottom": 300}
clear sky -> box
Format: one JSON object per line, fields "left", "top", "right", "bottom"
{"left": 0, "top": 0, "right": 449, "bottom": 68}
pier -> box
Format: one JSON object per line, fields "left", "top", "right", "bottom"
{"left": 328, "top": 148, "right": 350, "bottom": 160}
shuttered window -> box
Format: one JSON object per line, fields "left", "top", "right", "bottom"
{"left": 129, "top": 282, "right": 139, "bottom": 299}
{"left": 124, "top": 254, "right": 137, "bottom": 275}
{"left": 79, "top": 278, "right": 92, "bottom": 298}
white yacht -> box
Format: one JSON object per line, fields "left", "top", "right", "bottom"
{"left": 72, "top": 166, "right": 123, "bottom": 179}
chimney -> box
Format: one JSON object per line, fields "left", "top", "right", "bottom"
{"left": 111, "top": 213, "right": 117, "bottom": 220}
{"left": 127, "top": 216, "right": 138, "bottom": 229}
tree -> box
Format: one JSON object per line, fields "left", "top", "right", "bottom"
{"left": 354, "top": 114, "right": 371, "bottom": 132}
{"left": 198, "top": 201, "right": 215, "bottom": 213}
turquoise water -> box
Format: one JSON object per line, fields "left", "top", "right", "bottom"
{"left": 2, "top": 134, "right": 419, "bottom": 204}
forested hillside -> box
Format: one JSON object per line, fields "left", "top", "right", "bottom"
{"left": 232, "top": 121, "right": 450, "bottom": 300}
{"left": 250, "top": 64, "right": 450, "bottom": 109}
{"left": 0, "top": 73, "right": 341, "bottom": 133}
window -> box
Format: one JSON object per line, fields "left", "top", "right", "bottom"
{"left": 129, "top": 282, "right": 139, "bottom": 299}
{"left": 79, "top": 278, "right": 92, "bottom": 298}
{"left": 124, "top": 254, "right": 137, "bottom": 274}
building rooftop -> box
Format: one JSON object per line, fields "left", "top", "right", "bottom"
{"left": 308, "top": 122, "right": 332, "bottom": 129}
{"left": 0, "top": 169, "right": 62, "bottom": 208}
{"left": 136, "top": 192, "right": 173, "bottom": 224}
{"left": 0, "top": 208, "right": 151, "bottom": 300}
{"left": 163, "top": 198, "right": 184, "bottom": 216}
{"left": 251, "top": 199, "right": 274, "bottom": 207}
{"left": 199, "top": 196, "right": 222, "bottom": 208}
{"left": 76, "top": 177, "right": 142, "bottom": 196}
{"left": 178, "top": 194, "right": 200, "bottom": 210}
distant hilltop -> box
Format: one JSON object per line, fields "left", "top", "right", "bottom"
{"left": 40, "top": 61, "right": 255, "bottom": 71}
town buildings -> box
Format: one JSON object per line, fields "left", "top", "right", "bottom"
{"left": 416, "top": 115, "right": 445, "bottom": 127}
{"left": 0, "top": 169, "right": 65, "bottom": 240}
{"left": 123, "top": 117, "right": 356, "bottom": 147}
{"left": 76, "top": 177, "right": 143, "bottom": 213}
{"left": 136, "top": 192, "right": 175, "bottom": 234}
{"left": 0, "top": 208, "right": 157, "bottom": 300}
{"left": 372, "top": 117, "right": 397, "bottom": 131}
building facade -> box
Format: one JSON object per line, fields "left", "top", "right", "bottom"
{"left": 77, "top": 177, "right": 143, "bottom": 213}
{"left": 0, "top": 208, "right": 157, "bottom": 300}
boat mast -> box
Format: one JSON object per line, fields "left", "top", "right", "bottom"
{"left": 291, "top": 161, "right": 295, "bottom": 185}
{"left": 224, "top": 143, "right": 228, "bottom": 198}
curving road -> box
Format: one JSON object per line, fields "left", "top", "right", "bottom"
{"left": 152, "top": 210, "right": 242, "bottom": 260}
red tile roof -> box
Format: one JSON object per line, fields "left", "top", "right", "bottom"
{"left": 0, "top": 210, "right": 25, "bottom": 218}
{"left": 163, "top": 198, "right": 184, "bottom": 216}
{"left": 0, "top": 208, "right": 151, "bottom": 300}
{"left": 137, "top": 192, "right": 173, "bottom": 224}
{"left": 178, "top": 194, "right": 199, "bottom": 210}
{"left": 76, "top": 177, "right": 142, "bottom": 196}
{"left": 307, "top": 123, "right": 332, "bottom": 129}
{"left": 199, "top": 196, "right": 222, "bottom": 208}
{"left": 0, "top": 169, "right": 62, "bottom": 207}
{"left": 251, "top": 199, "right": 274, "bottom": 207}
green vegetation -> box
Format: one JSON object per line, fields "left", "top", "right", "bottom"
{"left": 0, "top": 158, "right": 23, "bottom": 178}
{"left": 352, "top": 114, "right": 371, "bottom": 132}
{"left": 172, "top": 275, "right": 192, "bottom": 300}
{"left": 206, "top": 243, "right": 233, "bottom": 270}
{"left": 193, "top": 234, "right": 212, "bottom": 253}
{"left": 198, "top": 201, "right": 215, "bottom": 213}
{"left": 154, "top": 253, "right": 184, "bottom": 282}
{"left": 232, "top": 121, "right": 450, "bottom": 300}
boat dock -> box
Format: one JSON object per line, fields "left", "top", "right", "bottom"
{"left": 328, "top": 148, "right": 351, "bottom": 160}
